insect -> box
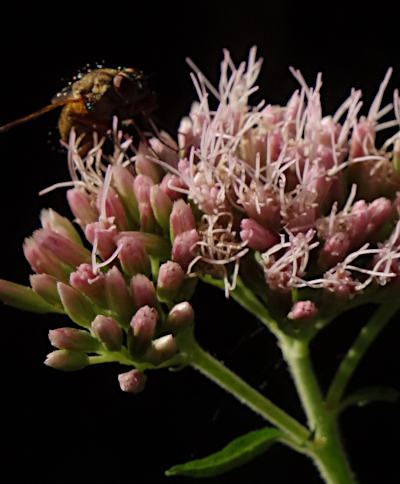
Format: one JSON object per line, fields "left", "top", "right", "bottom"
{"left": 0, "top": 66, "right": 157, "bottom": 150}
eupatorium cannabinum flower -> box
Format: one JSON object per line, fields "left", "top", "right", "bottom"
{"left": 1, "top": 46, "right": 400, "bottom": 397}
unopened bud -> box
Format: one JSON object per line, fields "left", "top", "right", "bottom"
{"left": 91, "top": 315, "right": 123, "bottom": 351}
{"left": 128, "top": 306, "right": 158, "bottom": 356}
{"left": 40, "top": 208, "right": 83, "bottom": 246}
{"left": 69, "top": 263, "right": 106, "bottom": 307}
{"left": 170, "top": 200, "right": 196, "bottom": 242}
{"left": 30, "top": 274, "right": 62, "bottom": 307}
{"left": 111, "top": 165, "right": 140, "bottom": 228}
{"left": 49, "top": 327, "right": 100, "bottom": 351}
{"left": 144, "top": 334, "right": 178, "bottom": 366}
{"left": 96, "top": 184, "right": 128, "bottom": 231}
{"left": 240, "top": 218, "right": 278, "bottom": 252}
{"left": 117, "top": 234, "right": 151, "bottom": 277}
{"left": 150, "top": 184, "right": 173, "bottom": 233}
{"left": 157, "top": 261, "right": 185, "bottom": 301}
{"left": 159, "top": 173, "right": 186, "bottom": 201}
{"left": 104, "top": 266, "right": 134, "bottom": 326}
{"left": 118, "top": 369, "right": 147, "bottom": 393}
{"left": 130, "top": 274, "right": 158, "bottom": 309}
{"left": 67, "top": 188, "right": 99, "bottom": 229}
{"left": 171, "top": 229, "right": 199, "bottom": 271}
{"left": 45, "top": 349, "right": 89, "bottom": 371}
{"left": 57, "top": 282, "right": 96, "bottom": 327}
{"left": 165, "top": 302, "right": 194, "bottom": 332}
{"left": 85, "top": 220, "right": 117, "bottom": 261}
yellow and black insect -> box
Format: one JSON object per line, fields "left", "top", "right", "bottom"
{"left": 0, "top": 66, "right": 157, "bottom": 149}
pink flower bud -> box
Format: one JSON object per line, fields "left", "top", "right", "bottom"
{"left": 287, "top": 300, "right": 318, "bottom": 320}
{"left": 135, "top": 143, "right": 163, "bottom": 182}
{"left": 69, "top": 263, "right": 107, "bottom": 307}
{"left": 96, "top": 185, "right": 128, "bottom": 231}
{"left": 104, "top": 266, "right": 134, "bottom": 326}
{"left": 57, "top": 282, "right": 97, "bottom": 327}
{"left": 111, "top": 165, "right": 140, "bottom": 228}
{"left": 349, "top": 120, "right": 375, "bottom": 159}
{"left": 133, "top": 175, "right": 156, "bottom": 232}
{"left": 45, "top": 349, "right": 89, "bottom": 371}
{"left": 91, "top": 315, "right": 123, "bottom": 351}
{"left": 40, "top": 209, "right": 82, "bottom": 246}
{"left": 157, "top": 261, "right": 185, "bottom": 301}
{"left": 367, "top": 197, "right": 392, "bottom": 233}
{"left": 117, "top": 234, "right": 151, "bottom": 277}
{"left": 240, "top": 218, "right": 278, "bottom": 252}
{"left": 118, "top": 369, "right": 147, "bottom": 393}
{"left": 243, "top": 193, "right": 281, "bottom": 232}
{"left": 118, "top": 231, "right": 171, "bottom": 259}
{"left": 159, "top": 173, "right": 186, "bottom": 201}
{"left": 130, "top": 274, "right": 158, "bottom": 309}
{"left": 318, "top": 232, "right": 350, "bottom": 270}
{"left": 49, "top": 327, "right": 100, "bottom": 351}
{"left": 30, "top": 229, "right": 91, "bottom": 269}
{"left": 144, "top": 334, "right": 178, "bottom": 366}
{"left": 169, "top": 200, "right": 196, "bottom": 242}
{"left": 150, "top": 185, "right": 173, "bottom": 233}
{"left": 165, "top": 301, "right": 194, "bottom": 332}
{"left": 66, "top": 188, "right": 99, "bottom": 229}
{"left": 85, "top": 220, "right": 117, "bottom": 261}
{"left": 171, "top": 229, "right": 199, "bottom": 271}
{"left": 148, "top": 131, "right": 179, "bottom": 168}
{"left": 30, "top": 274, "right": 62, "bottom": 307}
{"left": 128, "top": 305, "right": 158, "bottom": 356}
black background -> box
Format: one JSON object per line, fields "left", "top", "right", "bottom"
{"left": 1, "top": 2, "right": 399, "bottom": 483}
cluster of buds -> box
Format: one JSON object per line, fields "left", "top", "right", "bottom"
{"left": 1, "top": 47, "right": 400, "bottom": 391}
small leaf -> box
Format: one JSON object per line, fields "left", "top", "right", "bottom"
{"left": 0, "top": 279, "right": 64, "bottom": 314}
{"left": 165, "top": 427, "right": 282, "bottom": 478}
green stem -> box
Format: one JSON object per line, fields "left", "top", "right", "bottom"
{"left": 326, "top": 301, "right": 400, "bottom": 408}
{"left": 177, "top": 330, "right": 310, "bottom": 447}
{"left": 279, "top": 336, "right": 356, "bottom": 484}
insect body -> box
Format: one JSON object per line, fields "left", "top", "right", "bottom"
{"left": 0, "top": 67, "right": 157, "bottom": 147}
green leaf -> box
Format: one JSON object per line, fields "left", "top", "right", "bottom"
{"left": 0, "top": 279, "right": 64, "bottom": 314}
{"left": 165, "top": 427, "right": 282, "bottom": 478}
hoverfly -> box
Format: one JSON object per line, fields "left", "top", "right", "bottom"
{"left": 0, "top": 66, "right": 157, "bottom": 151}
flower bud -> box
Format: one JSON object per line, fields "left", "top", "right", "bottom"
{"left": 240, "top": 218, "right": 279, "bottom": 252}
{"left": 157, "top": 261, "right": 185, "bottom": 301}
{"left": 69, "top": 263, "right": 107, "bottom": 307}
{"left": 150, "top": 185, "right": 173, "bottom": 233}
{"left": 287, "top": 300, "right": 318, "bottom": 320}
{"left": 128, "top": 306, "right": 158, "bottom": 356}
{"left": 111, "top": 165, "right": 140, "bottom": 228}
{"left": 91, "top": 315, "right": 123, "bottom": 351}
{"left": 40, "top": 209, "right": 83, "bottom": 246}
{"left": 116, "top": 234, "right": 151, "bottom": 277}
{"left": 118, "top": 369, "right": 147, "bottom": 393}
{"left": 119, "top": 231, "right": 171, "bottom": 259}
{"left": 23, "top": 235, "right": 72, "bottom": 283}
{"left": 57, "top": 282, "right": 97, "bottom": 327}
{"left": 133, "top": 174, "right": 156, "bottom": 232}
{"left": 96, "top": 185, "right": 128, "bottom": 231}
{"left": 171, "top": 229, "right": 199, "bottom": 271}
{"left": 148, "top": 131, "right": 179, "bottom": 168}
{"left": 135, "top": 142, "right": 163, "bottom": 182}
{"left": 66, "top": 188, "right": 99, "bottom": 229}
{"left": 45, "top": 349, "right": 89, "bottom": 371}
{"left": 30, "top": 274, "right": 62, "bottom": 307}
{"left": 30, "top": 229, "right": 91, "bottom": 268}
{"left": 49, "top": 327, "right": 100, "bottom": 351}
{"left": 130, "top": 274, "right": 158, "bottom": 309}
{"left": 164, "top": 301, "right": 194, "bottom": 332}
{"left": 85, "top": 220, "right": 117, "bottom": 261}
{"left": 104, "top": 266, "right": 134, "bottom": 326}
{"left": 169, "top": 200, "right": 196, "bottom": 242}
{"left": 144, "top": 334, "right": 178, "bottom": 366}
{"left": 159, "top": 173, "right": 186, "bottom": 201}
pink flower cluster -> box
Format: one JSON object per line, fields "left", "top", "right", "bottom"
{"left": 2, "top": 47, "right": 400, "bottom": 388}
